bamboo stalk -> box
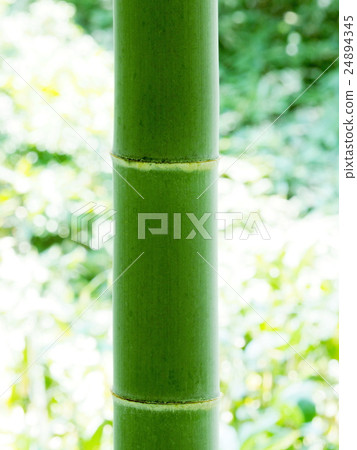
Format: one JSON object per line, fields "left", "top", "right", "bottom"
{"left": 113, "top": 1, "right": 219, "bottom": 448}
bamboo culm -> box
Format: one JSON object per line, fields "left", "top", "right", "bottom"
{"left": 113, "top": 1, "right": 219, "bottom": 448}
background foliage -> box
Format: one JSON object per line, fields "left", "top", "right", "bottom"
{"left": 0, "top": 0, "right": 338, "bottom": 448}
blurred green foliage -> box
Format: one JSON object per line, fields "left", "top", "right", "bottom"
{"left": 65, "top": 0, "right": 339, "bottom": 213}
{"left": 0, "top": 0, "right": 338, "bottom": 448}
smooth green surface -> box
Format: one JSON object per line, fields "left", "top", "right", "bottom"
{"left": 113, "top": 0, "right": 218, "bottom": 162}
{"left": 113, "top": 1, "right": 219, "bottom": 447}
{"left": 113, "top": 396, "right": 219, "bottom": 450}
{"left": 113, "top": 158, "right": 219, "bottom": 403}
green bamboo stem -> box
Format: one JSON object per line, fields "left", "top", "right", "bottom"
{"left": 113, "top": 0, "right": 218, "bottom": 162}
{"left": 113, "top": 1, "right": 219, "bottom": 448}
